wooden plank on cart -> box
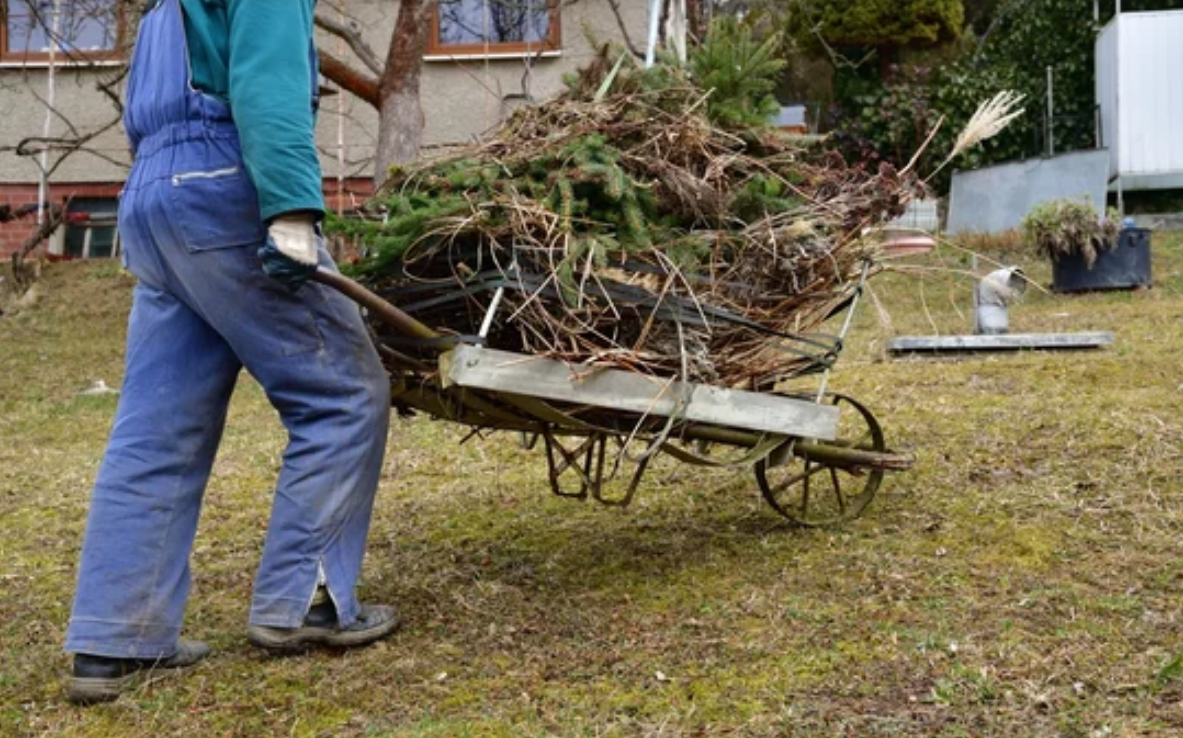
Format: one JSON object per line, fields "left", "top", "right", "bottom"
{"left": 442, "top": 345, "right": 839, "bottom": 440}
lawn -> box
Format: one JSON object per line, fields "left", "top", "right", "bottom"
{"left": 1, "top": 233, "right": 1180, "bottom": 737}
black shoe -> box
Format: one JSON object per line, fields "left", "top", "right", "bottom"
{"left": 247, "top": 601, "right": 399, "bottom": 653}
{"left": 67, "top": 639, "right": 210, "bottom": 705}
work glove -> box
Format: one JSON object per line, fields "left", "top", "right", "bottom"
{"left": 259, "top": 213, "right": 320, "bottom": 290}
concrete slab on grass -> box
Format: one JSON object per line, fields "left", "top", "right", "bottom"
{"left": 887, "top": 332, "right": 1115, "bottom": 354}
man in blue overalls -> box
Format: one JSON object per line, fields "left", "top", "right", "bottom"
{"left": 65, "top": 0, "right": 396, "bottom": 704}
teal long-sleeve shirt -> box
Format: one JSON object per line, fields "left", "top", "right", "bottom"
{"left": 177, "top": 0, "right": 324, "bottom": 221}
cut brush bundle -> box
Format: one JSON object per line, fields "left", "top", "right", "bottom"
{"left": 334, "top": 49, "right": 1018, "bottom": 390}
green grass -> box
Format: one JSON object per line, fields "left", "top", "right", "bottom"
{"left": 1, "top": 235, "right": 1181, "bottom": 737}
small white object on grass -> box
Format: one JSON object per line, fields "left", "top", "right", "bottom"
{"left": 78, "top": 380, "right": 119, "bottom": 396}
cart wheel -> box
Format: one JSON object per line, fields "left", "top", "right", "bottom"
{"left": 754, "top": 393, "right": 886, "bottom": 526}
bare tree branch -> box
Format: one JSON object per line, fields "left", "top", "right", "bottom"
{"left": 94, "top": 65, "right": 130, "bottom": 113}
{"left": 314, "top": 8, "right": 385, "bottom": 76}
{"left": 13, "top": 69, "right": 128, "bottom": 178}
{"left": 598, "top": 0, "right": 644, "bottom": 58}
{"left": 11, "top": 201, "right": 66, "bottom": 289}
{"left": 316, "top": 104, "right": 379, "bottom": 178}
{"left": 11, "top": 124, "right": 129, "bottom": 172}
{"left": 319, "top": 48, "right": 380, "bottom": 108}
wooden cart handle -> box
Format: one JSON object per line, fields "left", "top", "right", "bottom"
{"left": 312, "top": 267, "right": 440, "bottom": 341}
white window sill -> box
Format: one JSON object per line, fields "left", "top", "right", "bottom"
{"left": 424, "top": 50, "right": 562, "bottom": 62}
{"left": 0, "top": 58, "right": 125, "bottom": 69}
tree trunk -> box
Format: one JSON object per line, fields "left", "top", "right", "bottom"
{"left": 686, "top": 0, "right": 709, "bottom": 40}
{"left": 373, "top": 0, "right": 436, "bottom": 188}
{"left": 11, "top": 206, "right": 63, "bottom": 292}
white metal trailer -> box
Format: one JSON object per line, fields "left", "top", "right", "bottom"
{"left": 1096, "top": 8, "right": 1183, "bottom": 200}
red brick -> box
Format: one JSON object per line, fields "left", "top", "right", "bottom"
{"left": 1, "top": 177, "right": 370, "bottom": 258}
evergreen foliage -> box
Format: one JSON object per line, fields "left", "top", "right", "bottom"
{"left": 801, "top": 0, "right": 964, "bottom": 49}
{"left": 688, "top": 17, "right": 786, "bottom": 128}
{"left": 972, "top": 0, "right": 1099, "bottom": 154}
{"left": 345, "top": 20, "right": 803, "bottom": 278}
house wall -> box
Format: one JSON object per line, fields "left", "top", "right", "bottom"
{"left": 0, "top": 0, "right": 648, "bottom": 258}
{"left": 0, "top": 64, "right": 131, "bottom": 184}
{"left": 320, "top": 0, "right": 648, "bottom": 169}
{"left": 426, "top": 0, "right": 646, "bottom": 143}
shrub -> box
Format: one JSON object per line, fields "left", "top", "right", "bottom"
{"left": 1021, "top": 198, "right": 1118, "bottom": 267}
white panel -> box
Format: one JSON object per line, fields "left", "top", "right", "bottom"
{"left": 1095, "top": 20, "right": 1118, "bottom": 177}
{"left": 1115, "top": 12, "right": 1183, "bottom": 179}
{"left": 947, "top": 150, "right": 1110, "bottom": 233}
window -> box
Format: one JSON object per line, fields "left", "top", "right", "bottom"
{"left": 428, "top": 0, "right": 560, "bottom": 57}
{"left": 1, "top": 0, "right": 124, "bottom": 64}
{"left": 51, "top": 197, "right": 119, "bottom": 259}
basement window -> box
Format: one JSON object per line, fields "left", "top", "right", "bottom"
{"left": 427, "top": 0, "right": 560, "bottom": 59}
{"left": 1, "top": 0, "right": 125, "bottom": 65}
{"left": 50, "top": 197, "right": 119, "bottom": 259}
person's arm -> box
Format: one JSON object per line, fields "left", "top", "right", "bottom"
{"left": 223, "top": 0, "right": 324, "bottom": 288}
{"left": 224, "top": 0, "right": 324, "bottom": 223}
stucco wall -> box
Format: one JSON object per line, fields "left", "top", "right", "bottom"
{"left": 319, "top": 0, "right": 647, "bottom": 178}
{"left": 0, "top": 64, "right": 131, "bottom": 184}
{"left": 0, "top": 0, "right": 648, "bottom": 187}
{"left": 422, "top": 0, "right": 648, "bottom": 147}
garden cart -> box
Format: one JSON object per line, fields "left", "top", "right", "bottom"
{"left": 312, "top": 263, "right": 913, "bottom": 527}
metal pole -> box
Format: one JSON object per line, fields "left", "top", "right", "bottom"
{"left": 814, "top": 260, "right": 870, "bottom": 403}
{"left": 669, "top": 0, "right": 688, "bottom": 65}
{"left": 37, "top": 0, "right": 63, "bottom": 246}
{"left": 335, "top": 4, "right": 345, "bottom": 214}
{"left": 645, "top": 0, "right": 663, "bottom": 68}
{"left": 1115, "top": 0, "right": 1123, "bottom": 215}
{"left": 1095, "top": 103, "right": 1103, "bottom": 150}
{"left": 1046, "top": 66, "right": 1055, "bottom": 157}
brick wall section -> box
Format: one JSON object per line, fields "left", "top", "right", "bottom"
{"left": 0, "top": 182, "right": 123, "bottom": 258}
{"left": 325, "top": 178, "right": 374, "bottom": 215}
{"left": 0, "top": 178, "right": 376, "bottom": 259}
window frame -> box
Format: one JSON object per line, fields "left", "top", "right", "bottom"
{"left": 50, "top": 197, "right": 120, "bottom": 260}
{"left": 0, "top": 0, "right": 127, "bottom": 66}
{"left": 426, "top": 0, "right": 561, "bottom": 59}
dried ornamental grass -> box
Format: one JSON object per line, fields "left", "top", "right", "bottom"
{"left": 1021, "top": 198, "right": 1119, "bottom": 267}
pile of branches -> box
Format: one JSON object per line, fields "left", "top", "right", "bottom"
{"left": 338, "top": 54, "right": 921, "bottom": 389}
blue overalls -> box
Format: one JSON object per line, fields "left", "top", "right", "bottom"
{"left": 65, "top": 0, "right": 391, "bottom": 659}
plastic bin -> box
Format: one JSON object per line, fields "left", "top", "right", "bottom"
{"left": 1051, "top": 228, "right": 1152, "bottom": 292}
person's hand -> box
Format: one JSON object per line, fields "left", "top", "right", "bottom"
{"left": 259, "top": 213, "right": 319, "bottom": 290}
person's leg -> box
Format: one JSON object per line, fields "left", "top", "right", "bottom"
{"left": 65, "top": 281, "right": 241, "bottom": 659}
{"left": 164, "top": 241, "right": 391, "bottom": 632}
{"left": 242, "top": 261, "right": 391, "bottom": 630}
